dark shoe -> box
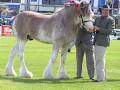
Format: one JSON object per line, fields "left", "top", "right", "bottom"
{"left": 90, "top": 78, "right": 94, "bottom": 81}
{"left": 68, "top": 49, "right": 71, "bottom": 52}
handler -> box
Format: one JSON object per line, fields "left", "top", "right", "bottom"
{"left": 75, "top": 22, "right": 95, "bottom": 80}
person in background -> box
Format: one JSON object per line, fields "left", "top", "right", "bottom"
{"left": 94, "top": 5, "right": 115, "bottom": 82}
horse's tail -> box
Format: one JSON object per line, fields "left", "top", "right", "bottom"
{"left": 11, "top": 13, "right": 21, "bottom": 37}
{"left": 11, "top": 16, "right": 17, "bottom": 36}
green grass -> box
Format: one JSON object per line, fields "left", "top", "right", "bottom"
{"left": 0, "top": 36, "right": 120, "bottom": 90}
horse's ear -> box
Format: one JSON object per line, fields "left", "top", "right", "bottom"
{"left": 80, "top": 2, "right": 84, "bottom": 8}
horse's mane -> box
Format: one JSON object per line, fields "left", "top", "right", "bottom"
{"left": 52, "top": 8, "right": 65, "bottom": 17}
{"left": 52, "top": 5, "right": 77, "bottom": 23}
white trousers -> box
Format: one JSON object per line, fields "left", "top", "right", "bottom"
{"left": 94, "top": 45, "right": 106, "bottom": 81}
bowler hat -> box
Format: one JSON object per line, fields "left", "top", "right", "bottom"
{"left": 102, "top": 5, "right": 111, "bottom": 9}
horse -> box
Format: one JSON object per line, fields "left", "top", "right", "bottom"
{"left": 5, "top": 0, "right": 94, "bottom": 79}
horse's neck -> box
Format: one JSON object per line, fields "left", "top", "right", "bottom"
{"left": 55, "top": 9, "right": 78, "bottom": 33}
{"left": 63, "top": 13, "right": 77, "bottom": 26}
{"left": 53, "top": 8, "right": 77, "bottom": 24}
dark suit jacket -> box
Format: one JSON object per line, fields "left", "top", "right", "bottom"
{"left": 75, "top": 27, "right": 93, "bottom": 49}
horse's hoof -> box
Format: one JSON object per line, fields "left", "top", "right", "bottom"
{"left": 5, "top": 72, "right": 17, "bottom": 77}
{"left": 43, "top": 69, "right": 53, "bottom": 79}
{"left": 5, "top": 68, "right": 17, "bottom": 77}
{"left": 44, "top": 74, "right": 53, "bottom": 80}
{"left": 20, "top": 71, "right": 33, "bottom": 78}
{"left": 44, "top": 77, "right": 54, "bottom": 80}
{"left": 43, "top": 71, "right": 53, "bottom": 79}
{"left": 59, "top": 74, "right": 70, "bottom": 80}
{"left": 59, "top": 77, "right": 70, "bottom": 80}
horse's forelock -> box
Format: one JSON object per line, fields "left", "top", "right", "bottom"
{"left": 64, "top": 0, "right": 81, "bottom": 17}
{"left": 64, "top": 0, "right": 80, "bottom": 9}
{"left": 80, "top": 0, "right": 90, "bottom": 4}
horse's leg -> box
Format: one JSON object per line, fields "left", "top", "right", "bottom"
{"left": 18, "top": 39, "right": 33, "bottom": 78}
{"left": 5, "top": 43, "right": 18, "bottom": 76}
{"left": 58, "top": 46, "right": 69, "bottom": 79}
{"left": 43, "top": 44, "right": 60, "bottom": 79}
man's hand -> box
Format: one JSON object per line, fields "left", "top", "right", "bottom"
{"left": 88, "top": 29, "right": 94, "bottom": 32}
{"left": 94, "top": 26, "right": 100, "bottom": 32}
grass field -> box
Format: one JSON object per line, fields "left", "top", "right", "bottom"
{"left": 0, "top": 37, "right": 120, "bottom": 90}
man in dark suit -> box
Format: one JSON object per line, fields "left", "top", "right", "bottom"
{"left": 75, "top": 24, "right": 95, "bottom": 80}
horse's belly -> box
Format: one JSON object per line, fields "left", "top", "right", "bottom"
{"left": 36, "top": 31, "right": 52, "bottom": 44}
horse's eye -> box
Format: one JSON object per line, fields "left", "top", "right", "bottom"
{"left": 80, "top": 2, "right": 84, "bottom": 7}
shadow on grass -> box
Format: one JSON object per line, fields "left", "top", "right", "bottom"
{"left": 0, "top": 75, "right": 92, "bottom": 84}
{"left": 0, "top": 75, "right": 120, "bottom": 84}
{"left": 107, "top": 79, "right": 120, "bottom": 82}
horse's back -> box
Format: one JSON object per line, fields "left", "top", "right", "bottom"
{"left": 14, "top": 11, "right": 52, "bottom": 40}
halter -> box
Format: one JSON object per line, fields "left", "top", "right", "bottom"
{"left": 79, "top": 1, "right": 94, "bottom": 28}
{"left": 80, "top": 14, "right": 93, "bottom": 27}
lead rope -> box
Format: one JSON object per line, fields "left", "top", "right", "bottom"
{"left": 79, "top": 14, "right": 85, "bottom": 28}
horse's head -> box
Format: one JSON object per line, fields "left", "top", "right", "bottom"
{"left": 64, "top": 0, "right": 94, "bottom": 31}
{"left": 79, "top": 0, "right": 94, "bottom": 31}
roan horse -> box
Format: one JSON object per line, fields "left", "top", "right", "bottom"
{"left": 5, "top": 0, "right": 94, "bottom": 79}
